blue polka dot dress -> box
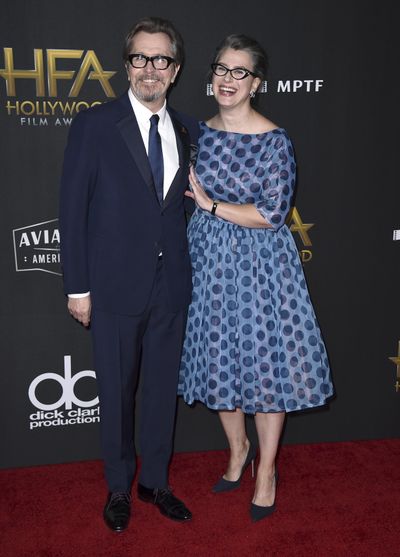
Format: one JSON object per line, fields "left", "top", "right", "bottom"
{"left": 178, "top": 122, "right": 333, "bottom": 414}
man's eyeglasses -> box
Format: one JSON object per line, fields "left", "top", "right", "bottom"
{"left": 128, "top": 54, "right": 175, "bottom": 70}
{"left": 211, "top": 63, "right": 257, "bottom": 80}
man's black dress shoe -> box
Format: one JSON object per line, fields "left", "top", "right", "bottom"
{"left": 103, "top": 492, "right": 131, "bottom": 532}
{"left": 137, "top": 483, "right": 192, "bottom": 522}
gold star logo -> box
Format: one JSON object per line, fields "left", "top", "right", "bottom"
{"left": 389, "top": 341, "right": 400, "bottom": 392}
{"left": 286, "top": 207, "right": 314, "bottom": 247}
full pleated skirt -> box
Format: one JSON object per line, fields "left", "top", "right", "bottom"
{"left": 178, "top": 209, "right": 333, "bottom": 414}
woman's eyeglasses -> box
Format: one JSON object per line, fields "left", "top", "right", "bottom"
{"left": 211, "top": 63, "right": 257, "bottom": 80}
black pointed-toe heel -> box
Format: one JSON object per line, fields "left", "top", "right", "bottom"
{"left": 250, "top": 470, "right": 279, "bottom": 522}
{"left": 212, "top": 442, "right": 257, "bottom": 493}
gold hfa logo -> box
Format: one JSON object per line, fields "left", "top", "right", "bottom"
{"left": 0, "top": 48, "right": 116, "bottom": 97}
{"left": 286, "top": 207, "right": 314, "bottom": 262}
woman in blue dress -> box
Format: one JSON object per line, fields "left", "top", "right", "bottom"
{"left": 178, "top": 35, "right": 333, "bottom": 521}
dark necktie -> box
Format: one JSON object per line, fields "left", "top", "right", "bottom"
{"left": 148, "top": 114, "right": 164, "bottom": 204}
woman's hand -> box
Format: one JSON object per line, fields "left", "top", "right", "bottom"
{"left": 185, "top": 166, "right": 271, "bottom": 228}
{"left": 185, "top": 166, "right": 213, "bottom": 212}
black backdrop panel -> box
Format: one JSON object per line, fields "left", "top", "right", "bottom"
{"left": 1, "top": 0, "right": 399, "bottom": 468}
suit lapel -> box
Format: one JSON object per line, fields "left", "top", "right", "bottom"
{"left": 163, "top": 110, "right": 190, "bottom": 210}
{"left": 115, "top": 94, "right": 190, "bottom": 209}
{"left": 116, "top": 95, "right": 159, "bottom": 205}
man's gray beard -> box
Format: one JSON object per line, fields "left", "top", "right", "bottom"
{"left": 137, "top": 90, "right": 161, "bottom": 102}
{"left": 133, "top": 81, "right": 164, "bottom": 103}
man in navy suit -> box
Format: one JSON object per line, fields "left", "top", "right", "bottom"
{"left": 59, "top": 17, "right": 198, "bottom": 532}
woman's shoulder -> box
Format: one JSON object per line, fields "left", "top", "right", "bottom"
{"left": 251, "top": 114, "right": 279, "bottom": 135}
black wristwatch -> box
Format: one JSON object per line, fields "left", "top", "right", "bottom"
{"left": 211, "top": 201, "right": 219, "bottom": 215}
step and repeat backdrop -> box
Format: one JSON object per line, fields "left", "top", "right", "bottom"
{"left": 1, "top": 0, "right": 398, "bottom": 468}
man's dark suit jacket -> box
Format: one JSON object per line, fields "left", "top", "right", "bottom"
{"left": 59, "top": 91, "right": 199, "bottom": 315}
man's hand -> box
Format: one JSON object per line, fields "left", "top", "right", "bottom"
{"left": 68, "top": 295, "right": 92, "bottom": 327}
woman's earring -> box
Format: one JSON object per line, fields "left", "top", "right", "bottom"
{"left": 249, "top": 90, "right": 256, "bottom": 98}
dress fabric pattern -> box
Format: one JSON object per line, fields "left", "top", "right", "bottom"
{"left": 178, "top": 122, "right": 333, "bottom": 414}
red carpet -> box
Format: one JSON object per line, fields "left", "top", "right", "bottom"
{"left": 1, "top": 439, "right": 399, "bottom": 557}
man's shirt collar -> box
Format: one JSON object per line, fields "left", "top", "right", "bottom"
{"left": 128, "top": 89, "right": 167, "bottom": 126}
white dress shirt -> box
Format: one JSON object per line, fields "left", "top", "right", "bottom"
{"left": 68, "top": 90, "right": 179, "bottom": 299}
{"left": 128, "top": 88, "right": 179, "bottom": 198}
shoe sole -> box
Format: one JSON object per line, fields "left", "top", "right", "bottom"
{"left": 138, "top": 494, "right": 192, "bottom": 522}
{"left": 103, "top": 517, "right": 130, "bottom": 532}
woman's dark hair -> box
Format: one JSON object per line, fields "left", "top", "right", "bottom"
{"left": 123, "top": 16, "right": 184, "bottom": 66}
{"left": 211, "top": 34, "right": 268, "bottom": 81}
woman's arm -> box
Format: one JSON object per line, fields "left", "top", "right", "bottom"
{"left": 186, "top": 134, "right": 296, "bottom": 231}
{"left": 186, "top": 166, "right": 272, "bottom": 228}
